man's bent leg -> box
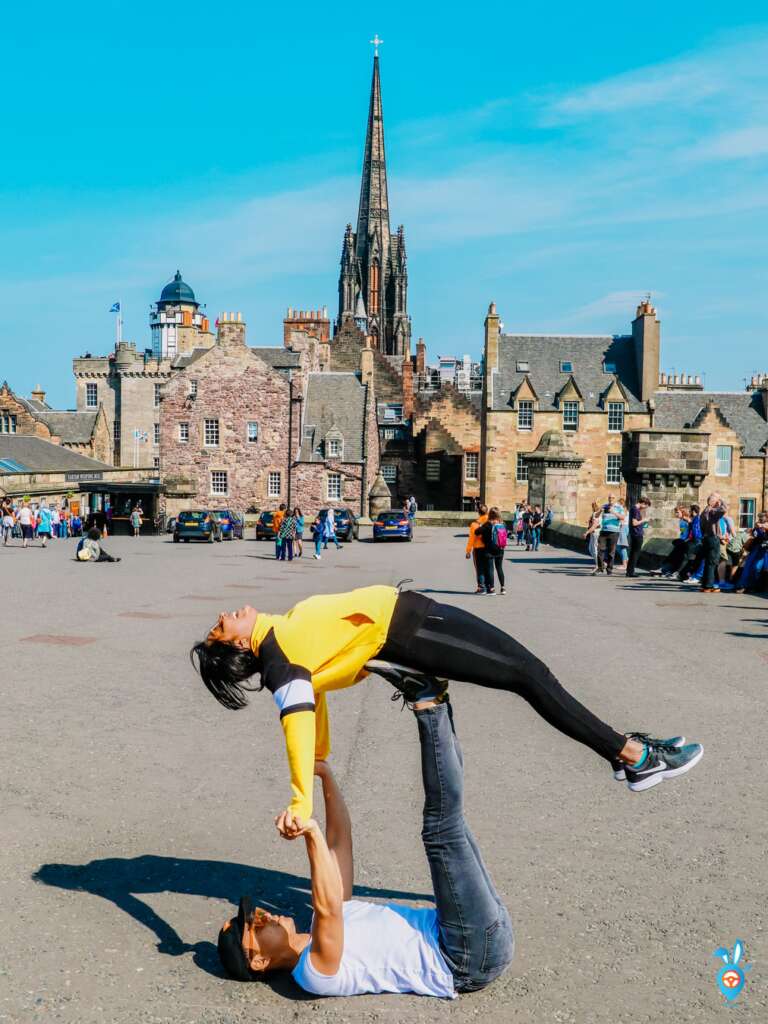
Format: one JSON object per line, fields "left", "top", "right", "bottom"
{"left": 416, "top": 702, "right": 514, "bottom": 990}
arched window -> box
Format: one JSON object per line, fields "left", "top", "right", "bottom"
{"left": 368, "top": 260, "right": 380, "bottom": 314}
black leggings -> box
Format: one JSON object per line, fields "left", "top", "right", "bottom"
{"left": 380, "top": 592, "right": 626, "bottom": 763}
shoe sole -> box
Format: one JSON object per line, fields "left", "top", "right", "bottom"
{"left": 627, "top": 746, "right": 704, "bottom": 792}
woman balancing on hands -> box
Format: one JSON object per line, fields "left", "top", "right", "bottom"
{"left": 191, "top": 585, "right": 703, "bottom": 825}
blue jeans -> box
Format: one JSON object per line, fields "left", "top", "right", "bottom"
{"left": 415, "top": 701, "right": 514, "bottom": 991}
{"left": 314, "top": 532, "right": 323, "bottom": 556}
{"left": 278, "top": 538, "right": 293, "bottom": 561}
{"left": 531, "top": 527, "right": 541, "bottom": 551}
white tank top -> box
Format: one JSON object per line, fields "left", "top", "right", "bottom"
{"left": 292, "top": 900, "right": 455, "bottom": 999}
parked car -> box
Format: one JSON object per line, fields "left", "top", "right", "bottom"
{"left": 255, "top": 510, "right": 277, "bottom": 541}
{"left": 173, "top": 510, "right": 222, "bottom": 543}
{"left": 213, "top": 509, "right": 244, "bottom": 540}
{"left": 372, "top": 509, "right": 413, "bottom": 542}
{"left": 318, "top": 507, "right": 359, "bottom": 542}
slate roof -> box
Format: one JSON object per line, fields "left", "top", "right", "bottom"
{"left": 171, "top": 348, "right": 210, "bottom": 369}
{"left": 493, "top": 334, "right": 644, "bottom": 413}
{"left": 653, "top": 391, "right": 768, "bottom": 457}
{"left": 0, "top": 436, "right": 114, "bottom": 473}
{"left": 34, "top": 411, "right": 98, "bottom": 444}
{"left": 252, "top": 347, "right": 302, "bottom": 370}
{"left": 299, "top": 373, "right": 367, "bottom": 462}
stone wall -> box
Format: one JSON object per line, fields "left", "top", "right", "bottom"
{"left": 160, "top": 334, "right": 291, "bottom": 517}
{"left": 621, "top": 428, "right": 709, "bottom": 537}
{"left": 482, "top": 407, "right": 651, "bottom": 524}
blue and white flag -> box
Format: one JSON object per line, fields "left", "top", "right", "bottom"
{"left": 109, "top": 302, "right": 120, "bottom": 313}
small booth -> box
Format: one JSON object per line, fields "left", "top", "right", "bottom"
{"left": 84, "top": 481, "right": 161, "bottom": 536}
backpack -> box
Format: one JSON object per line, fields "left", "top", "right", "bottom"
{"left": 491, "top": 523, "right": 508, "bottom": 549}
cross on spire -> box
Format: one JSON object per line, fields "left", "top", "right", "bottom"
{"left": 369, "top": 34, "right": 383, "bottom": 56}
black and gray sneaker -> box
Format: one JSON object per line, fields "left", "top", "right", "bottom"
{"left": 624, "top": 741, "right": 703, "bottom": 793}
{"left": 364, "top": 659, "right": 449, "bottom": 706}
{"left": 611, "top": 733, "right": 686, "bottom": 781}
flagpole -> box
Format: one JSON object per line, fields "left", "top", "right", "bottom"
{"left": 118, "top": 302, "right": 123, "bottom": 347}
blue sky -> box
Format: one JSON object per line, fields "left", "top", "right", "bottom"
{"left": 2, "top": 2, "right": 768, "bottom": 406}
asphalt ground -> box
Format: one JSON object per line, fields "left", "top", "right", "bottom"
{"left": 2, "top": 528, "right": 766, "bottom": 1023}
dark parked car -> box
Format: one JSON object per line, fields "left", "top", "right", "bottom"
{"left": 213, "top": 509, "right": 244, "bottom": 540}
{"left": 318, "top": 507, "right": 359, "bottom": 542}
{"left": 255, "top": 511, "right": 277, "bottom": 541}
{"left": 173, "top": 510, "right": 222, "bottom": 543}
{"left": 372, "top": 509, "right": 413, "bottom": 542}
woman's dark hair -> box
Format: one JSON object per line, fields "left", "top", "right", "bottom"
{"left": 690, "top": 504, "right": 700, "bottom": 515}
{"left": 190, "top": 640, "right": 262, "bottom": 710}
{"left": 293, "top": 506, "right": 302, "bottom": 517}
{"left": 87, "top": 527, "right": 101, "bottom": 540}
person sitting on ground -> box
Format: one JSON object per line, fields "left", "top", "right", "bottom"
{"left": 76, "top": 527, "right": 121, "bottom": 563}
{"left": 218, "top": 702, "right": 513, "bottom": 998}
{"left": 734, "top": 512, "right": 768, "bottom": 593}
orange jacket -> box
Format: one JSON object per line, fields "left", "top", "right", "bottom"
{"left": 272, "top": 509, "right": 285, "bottom": 534}
{"left": 465, "top": 514, "right": 488, "bottom": 555}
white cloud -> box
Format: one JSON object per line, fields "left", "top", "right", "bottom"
{"left": 569, "top": 290, "right": 660, "bottom": 322}
{"left": 688, "top": 124, "right": 768, "bottom": 161}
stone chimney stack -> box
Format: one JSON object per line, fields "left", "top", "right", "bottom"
{"left": 31, "top": 384, "right": 46, "bottom": 405}
{"left": 632, "top": 297, "right": 660, "bottom": 403}
{"left": 283, "top": 306, "right": 331, "bottom": 347}
{"left": 360, "top": 341, "right": 374, "bottom": 387}
{"left": 401, "top": 349, "right": 414, "bottom": 419}
{"left": 415, "top": 337, "right": 426, "bottom": 376}
{"left": 483, "top": 302, "right": 500, "bottom": 407}
{"left": 217, "top": 311, "right": 247, "bottom": 346}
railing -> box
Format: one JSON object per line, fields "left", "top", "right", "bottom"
{"left": 415, "top": 373, "right": 483, "bottom": 395}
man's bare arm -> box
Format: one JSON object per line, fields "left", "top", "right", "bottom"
{"left": 315, "top": 761, "right": 353, "bottom": 900}
{"left": 303, "top": 819, "right": 344, "bottom": 975}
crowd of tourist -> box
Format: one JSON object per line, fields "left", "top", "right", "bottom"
{"left": 1, "top": 497, "right": 84, "bottom": 548}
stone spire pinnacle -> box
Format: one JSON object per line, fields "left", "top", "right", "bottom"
{"left": 355, "top": 53, "right": 390, "bottom": 265}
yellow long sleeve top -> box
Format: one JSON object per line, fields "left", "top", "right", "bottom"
{"left": 250, "top": 586, "right": 400, "bottom": 820}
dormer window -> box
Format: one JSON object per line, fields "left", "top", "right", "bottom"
{"left": 327, "top": 437, "right": 343, "bottom": 459}
{"left": 603, "top": 362, "right": 616, "bottom": 374}
{"left": 516, "top": 361, "right": 529, "bottom": 373}
{"left": 560, "top": 361, "right": 573, "bottom": 373}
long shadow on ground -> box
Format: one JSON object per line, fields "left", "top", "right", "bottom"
{"left": 34, "top": 855, "right": 432, "bottom": 996}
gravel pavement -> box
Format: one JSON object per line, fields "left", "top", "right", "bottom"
{"left": 2, "top": 528, "right": 766, "bottom": 1023}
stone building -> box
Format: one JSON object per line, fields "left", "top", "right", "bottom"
{"left": 480, "top": 299, "right": 768, "bottom": 527}
{"left": 73, "top": 271, "right": 214, "bottom": 468}
{"left": 0, "top": 381, "right": 111, "bottom": 463}
{"left": 159, "top": 315, "right": 379, "bottom": 518}
{"left": 480, "top": 300, "right": 657, "bottom": 522}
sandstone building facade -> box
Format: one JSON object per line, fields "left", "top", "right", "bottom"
{"left": 0, "top": 381, "right": 112, "bottom": 463}
{"left": 480, "top": 300, "right": 768, "bottom": 528}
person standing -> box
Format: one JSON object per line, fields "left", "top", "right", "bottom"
{"left": 530, "top": 505, "right": 544, "bottom": 552}
{"left": 17, "top": 501, "right": 33, "bottom": 548}
{"left": 596, "top": 494, "right": 625, "bottom": 576}
{"left": 584, "top": 502, "right": 603, "bottom": 573}
{"left": 465, "top": 503, "right": 488, "bottom": 593}
{"left": 407, "top": 495, "right": 417, "bottom": 521}
{"left": 478, "top": 507, "right": 508, "bottom": 595}
{"left": 311, "top": 512, "right": 324, "bottom": 560}
{"left": 273, "top": 504, "right": 286, "bottom": 559}
{"left": 50, "top": 504, "right": 60, "bottom": 540}
{"left": 130, "top": 505, "right": 142, "bottom": 538}
{"left": 678, "top": 504, "right": 702, "bottom": 582}
{"left": 515, "top": 507, "right": 525, "bottom": 547}
{"left": 37, "top": 501, "right": 53, "bottom": 548}
{"left": 293, "top": 508, "right": 304, "bottom": 558}
{"left": 626, "top": 497, "right": 651, "bottom": 578}
{"left": 699, "top": 494, "right": 727, "bottom": 593}
{"left": 2, "top": 499, "right": 14, "bottom": 546}
{"left": 278, "top": 509, "right": 297, "bottom": 562}
{"left": 324, "top": 509, "right": 342, "bottom": 551}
